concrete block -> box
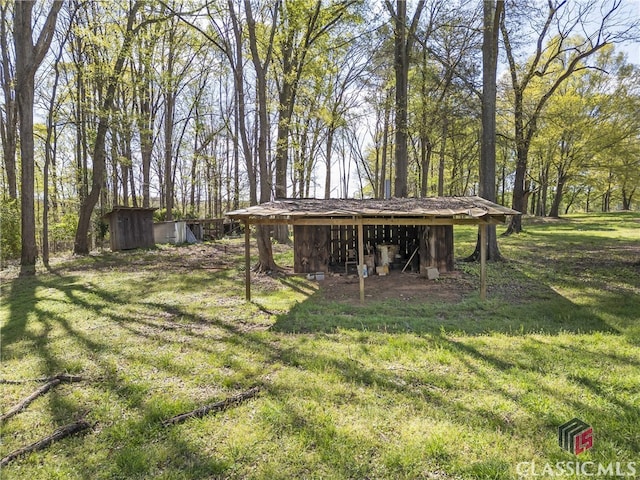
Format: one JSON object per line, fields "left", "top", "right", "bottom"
{"left": 427, "top": 267, "right": 440, "bottom": 280}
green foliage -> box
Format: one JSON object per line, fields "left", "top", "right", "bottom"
{"left": 153, "top": 208, "right": 183, "bottom": 222}
{"left": 183, "top": 209, "right": 198, "bottom": 220}
{"left": 50, "top": 212, "right": 79, "bottom": 244}
{"left": 0, "top": 199, "right": 20, "bottom": 264}
{"left": 93, "top": 216, "right": 109, "bottom": 243}
{"left": 499, "top": 36, "right": 640, "bottom": 214}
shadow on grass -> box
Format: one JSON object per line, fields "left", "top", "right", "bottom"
{"left": 1, "top": 227, "right": 638, "bottom": 478}
{"left": 0, "top": 267, "right": 255, "bottom": 479}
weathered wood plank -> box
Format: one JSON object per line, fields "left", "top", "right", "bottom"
{"left": 293, "top": 225, "right": 330, "bottom": 273}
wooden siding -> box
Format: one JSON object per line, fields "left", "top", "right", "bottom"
{"left": 106, "top": 208, "right": 155, "bottom": 251}
{"left": 295, "top": 223, "right": 454, "bottom": 274}
{"left": 293, "top": 225, "right": 331, "bottom": 273}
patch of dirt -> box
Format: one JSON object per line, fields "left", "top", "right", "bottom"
{"left": 315, "top": 270, "right": 475, "bottom": 305}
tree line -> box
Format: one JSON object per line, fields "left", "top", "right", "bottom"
{"left": 1, "top": 0, "right": 639, "bottom": 270}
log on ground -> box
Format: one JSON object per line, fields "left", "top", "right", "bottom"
{"left": 1, "top": 375, "right": 85, "bottom": 423}
{"left": 162, "top": 386, "right": 261, "bottom": 426}
{"left": 0, "top": 420, "right": 91, "bottom": 467}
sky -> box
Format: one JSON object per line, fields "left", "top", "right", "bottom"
{"left": 622, "top": 0, "right": 640, "bottom": 64}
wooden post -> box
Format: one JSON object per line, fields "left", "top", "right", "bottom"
{"left": 244, "top": 220, "right": 251, "bottom": 301}
{"left": 480, "top": 223, "right": 487, "bottom": 301}
{"left": 357, "top": 220, "right": 365, "bottom": 303}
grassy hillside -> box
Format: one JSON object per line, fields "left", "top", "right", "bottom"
{"left": 1, "top": 212, "right": 638, "bottom": 479}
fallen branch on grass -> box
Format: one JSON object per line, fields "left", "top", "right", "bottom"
{"left": 0, "top": 419, "right": 91, "bottom": 467}
{"left": 162, "top": 386, "right": 261, "bottom": 427}
{"left": 0, "top": 374, "right": 84, "bottom": 385}
{"left": 0, "top": 375, "right": 85, "bottom": 423}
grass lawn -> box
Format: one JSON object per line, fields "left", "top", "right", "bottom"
{"left": 1, "top": 212, "right": 639, "bottom": 479}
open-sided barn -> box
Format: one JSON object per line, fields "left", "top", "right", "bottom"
{"left": 226, "top": 196, "right": 518, "bottom": 301}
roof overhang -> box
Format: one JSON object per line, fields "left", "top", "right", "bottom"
{"left": 226, "top": 196, "right": 519, "bottom": 226}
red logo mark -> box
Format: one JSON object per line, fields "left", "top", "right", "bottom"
{"left": 574, "top": 426, "right": 593, "bottom": 455}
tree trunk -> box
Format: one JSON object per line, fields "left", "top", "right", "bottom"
{"left": 14, "top": 0, "right": 63, "bottom": 270}
{"left": 564, "top": 187, "right": 580, "bottom": 214}
{"left": 379, "top": 92, "right": 391, "bottom": 199}
{"left": 16, "top": 76, "right": 38, "bottom": 267}
{"left": 536, "top": 160, "right": 549, "bottom": 216}
{"left": 387, "top": 0, "right": 424, "bottom": 198}
{"left": 129, "top": 162, "right": 137, "bottom": 207}
{"left": 548, "top": 175, "right": 566, "bottom": 218}
{"left": 233, "top": 98, "right": 240, "bottom": 209}
{"left": 392, "top": 0, "right": 408, "bottom": 197}
{"left": 621, "top": 185, "right": 634, "bottom": 210}
{"left": 504, "top": 146, "right": 526, "bottom": 234}
{"left": 139, "top": 95, "right": 153, "bottom": 208}
{"left": 72, "top": 31, "right": 89, "bottom": 205}
{"left": 74, "top": 1, "right": 142, "bottom": 254}
{"left": 228, "top": 0, "right": 257, "bottom": 205}
{"left": 305, "top": 120, "right": 320, "bottom": 198}
{"left": 437, "top": 116, "right": 447, "bottom": 196}
{"left": 43, "top": 47, "right": 64, "bottom": 265}
{"left": 121, "top": 124, "right": 132, "bottom": 206}
{"left": 246, "top": 0, "right": 279, "bottom": 272}
{"left": 110, "top": 133, "right": 119, "bottom": 204}
{"left": 164, "top": 90, "right": 175, "bottom": 219}
{"left": 0, "top": 3, "right": 18, "bottom": 199}
{"left": 190, "top": 110, "right": 200, "bottom": 212}
{"left": 420, "top": 136, "right": 432, "bottom": 197}
{"left": 467, "top": 0, "right": 503, "bottom": 262}
{"left": 275, "top": 81, "right": 291, "bottom": 200}
{"left": 324, "top": 127, "right": 335, "bottom": 199}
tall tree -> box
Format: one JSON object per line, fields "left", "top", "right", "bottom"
{"left": 500, "top": 0, "right": 637, "bottom": 234}
{"left": 74, "top": 1, "right": 148, "bottom": 254}
{"left": 158, "top": 8, "right": 198, "bottom": 219}
{"left": 385, "top": 0, "right": 425, "bottom": 197}
{"left": 14, "top": 0, "right": 63, "bottom": 269}
{"left": 245, "top": 0, "right": 280, "bottom": 271}
{"left": 271, "top": 0, "right": 354, "bottom": 242}
{"left": 133, "top": 21, "right": 160, "bottom": 209}
{"left": 472, "top": 0, "right": 503, "bottom": 261}
{"left": 42, "top": 14, "right": 72, "bottom": 266}
{"left": 0, "top": 2, "right": 18, "bottom": 199}
{"left": 273, "top": 0, "right": 354, "bottom": 199}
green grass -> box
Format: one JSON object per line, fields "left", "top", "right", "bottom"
{"left": 1, "top": 212, "right": 639, "bottom": 479}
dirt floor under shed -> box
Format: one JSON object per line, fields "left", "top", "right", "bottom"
{"left": 312, "top": 270, "right": 473, "bottom": 305}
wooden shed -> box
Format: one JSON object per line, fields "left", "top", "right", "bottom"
{"left": 104, "top": 207, "right": 156, "bottom": 251}
{"left": 226, "top": 196, "right": 518, "bottom": 302}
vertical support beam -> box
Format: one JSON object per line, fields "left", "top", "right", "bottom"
{"left": 480, "top": 222, "right": 487, "bottom": 301}
{"left": 244, "top": 220, "right": 251, "bottom": 301}
{"left": 357, "top": 220, "right": 365, "bottom": 303}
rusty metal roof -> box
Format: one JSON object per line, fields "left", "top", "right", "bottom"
{"left": 226, "top": 196, "right": 518, "bottom": 221}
